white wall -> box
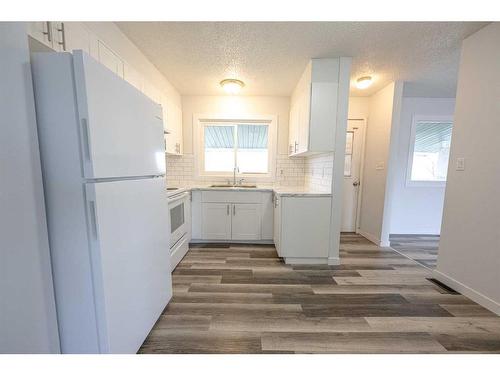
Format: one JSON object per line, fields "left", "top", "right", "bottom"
{"left": 0, "top": 23, "right": 60, "bottom": 353}
{"left": 164, "top": 95, "right": 298, "bottom": 187}
{"left": 348, "top": 97, "right": 370, "bottom": 120}
{"left": 435, "top": 23, "right": 500, "bottom": 315}
{"left": 390, "top": 97, "right": 455, "bottom": 235}
{"left": 357, "top": 82, "right": 404, "bottom": 246}
{"left": 181, "top": 95, "right": 291, "bottom": 155}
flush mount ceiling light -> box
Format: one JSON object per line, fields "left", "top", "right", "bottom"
{"left": 220, "top": 79, "right": 245, "bottom": 94}
{"left": 356, "top": 76, "right": 373, "bottom": 89}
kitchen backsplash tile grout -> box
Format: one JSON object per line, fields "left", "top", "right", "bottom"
{"left": 166, "top": 152, "right": 333, "bottom": 192}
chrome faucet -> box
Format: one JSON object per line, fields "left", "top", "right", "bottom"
{"left": 233, "top": 166, "right": 239, "bottom": 186}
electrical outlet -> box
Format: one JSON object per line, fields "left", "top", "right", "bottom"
{"left": 456, "top": 157, "right": 465, "bottom": 171}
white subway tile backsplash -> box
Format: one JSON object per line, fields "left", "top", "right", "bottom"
{"left": 304, "top": 153, "right": 334, "bottom": 193}
{"left": 166, "top": 152, "right": 333, "bottom": 192}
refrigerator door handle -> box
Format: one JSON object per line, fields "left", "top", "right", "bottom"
{"left": 81, "top": 118, "right": 92, "bottom": 161}
{"left": 89, "top": 200, "right": 99, "bottom": 239}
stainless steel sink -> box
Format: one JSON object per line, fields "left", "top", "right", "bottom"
{"left": 209, "top": 184, "right": 257, "bottom": 188}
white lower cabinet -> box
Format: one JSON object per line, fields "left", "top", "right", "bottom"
{"left": 274, "top": 195, "right": 332, "bottom": 263}
{"left": 201, "top": 203, "right": 232, "bottom": 240}
{"left": 273, "top": 194, "right": 282, "bottom": 256}
{"left": 232, "top": 204, "right": 261, "bottom": 240}
{"left": 193, "top": 191, "right": 272, "bottom": 242}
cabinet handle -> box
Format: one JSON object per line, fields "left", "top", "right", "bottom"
{"left": 233, "top": 205, "right": 236, "bottom": 216}
{"left": 56, "top": 22, "right": 66, "bottom": 51}
{"left": 226, "top": 204, "right": 229, "bottom": 216}
{"left": 294, "top": 141, "right": 298, "bottom": 153}
{"left": 43, "top": 21, "right": 52, "bottom": 42}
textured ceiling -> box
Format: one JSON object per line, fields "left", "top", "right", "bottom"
{"left": 116, "top": 22, "right": 487, "bottom": 97}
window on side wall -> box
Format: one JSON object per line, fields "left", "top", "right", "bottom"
{"left": 407, "top": 116, "right": 453, "bottom": 187}
{"left": 199, "top": 119, "right": 275, "bottom": 179}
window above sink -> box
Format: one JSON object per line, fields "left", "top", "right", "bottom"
{"left": 194, "top": 114, "right": 278, "bottom": 182}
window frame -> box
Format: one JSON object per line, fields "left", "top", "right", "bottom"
{"left": 406, "top": 115, "right": 453, "bottom": 188}
{"left": 194, "top": 113, "right": 278, "bottom": 181}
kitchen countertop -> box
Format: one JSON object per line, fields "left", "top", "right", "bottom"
{"left": 166, "top": 187, "right": 191, "bottom": 198}
{"left": 167, "top": 185, "right": 331, "bottom": 198}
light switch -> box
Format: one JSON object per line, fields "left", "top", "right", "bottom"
{"left": 456, "top": 157, "right": 465, "bottom": 171}
{"left": 375, "top": 161, "right": 385, "bottom": 170}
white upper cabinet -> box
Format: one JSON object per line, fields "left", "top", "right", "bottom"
{"left": 288, "top": 58, "right": 341, "bottom": 157}
{"left": 124, "top": 63, "right": 144, "bottom": 92}
{"left": 27, "top": 22, "right": 183, "bottom": 155}
{"left": 97, "top": 40, "right": 124, "bottom": 78}
{"left": 161, "top": 96, "right": 183, "bottom": 155}
{"left": 63, "top": 22, "right": 94, "bottom": 55}
{"left": 28, "top": 22, "right": 53, "bottom": 49}
{"left": 28, "top": 22, "right": 93, "bottom": 54}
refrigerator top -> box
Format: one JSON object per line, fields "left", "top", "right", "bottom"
{"left": 72, "top": 51, "right": 166, "bottom": 180}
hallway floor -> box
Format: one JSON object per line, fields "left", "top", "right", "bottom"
{"left": 139, "top": 234, "right": 500, "bottom": 353}
{"left": 390, "top": 234, "right": 439, "bottom": 269}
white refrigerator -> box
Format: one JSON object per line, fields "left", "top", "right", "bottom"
{"left": 31, "top": 50, "right": 172, "bottom": 353}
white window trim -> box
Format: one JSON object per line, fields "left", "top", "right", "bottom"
{"left": 193, "top": 113, "right": 278, "bottom": 182}
{"left": 406, "top": 114, "right": 453, "bottom": 188}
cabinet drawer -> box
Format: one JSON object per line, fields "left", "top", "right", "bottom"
{"left": 201, "top": 190, "right": 262, "bottom": 203}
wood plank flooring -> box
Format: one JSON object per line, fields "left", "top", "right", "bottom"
{"left": 390, "top": 234, "right": 439, "bottom": 269}
{"left": 139, "top": 233, "right": 500, "bottom": 353}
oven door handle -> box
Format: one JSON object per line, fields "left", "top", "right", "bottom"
{"left": 168, "top": 191, "right": 190, "bottom": 204}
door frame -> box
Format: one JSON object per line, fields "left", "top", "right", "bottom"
{"left": 346, "top": 118, "right": 367, "bottom": 233}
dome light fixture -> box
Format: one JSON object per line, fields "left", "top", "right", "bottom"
{"left": 356, "top": 76, "right": 373, "bottom": 89}
{"left": 220, "top": 78, "right": 245, "bottom": 94}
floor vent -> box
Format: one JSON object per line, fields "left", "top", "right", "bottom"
{"left": 426, "top": 278, "right": 460, "bottom": 295}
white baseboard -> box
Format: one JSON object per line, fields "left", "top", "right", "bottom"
{"left": 190, "top": 239, "right": 274, "bottom": 245}
{"left": 433, "top": 269, "right": 500, "bottom": 316}
{"left": 328, "top": 257, "right": 340, "bottom": 265}
{"left": 284, "top": 257, "right": 329, "bottom": 265}
{"left": 357, "top": 229, "right": 390, "bottom": 247}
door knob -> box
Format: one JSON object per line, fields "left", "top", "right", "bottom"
{"left": 353, "top": 181, "right": 360, "bottom": 187}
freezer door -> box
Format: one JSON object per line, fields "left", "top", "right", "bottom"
{"left": 73, "top": 51, "right": 166, "bottom": 179}
{"left": 86, "top": 177, "right": 172, "bottom": 353}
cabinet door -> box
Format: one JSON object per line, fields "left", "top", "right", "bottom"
{"left": 162, "top": 97, "right": 175, "bottom": 154}
{"left": 231, "top": 203, "right": 261, "bottom": 241}
{"left": 50, "top": 22, "right": 66, "bottom": 52}
{"left": 28, "top": 22, "right": 54, "bottom": 49}
{"left": 63, "top": 22, "right": 93, "bottom": 54}
{"left": 201, "top": 203, "right": 231, "bottom": 240}
{"left": 171, "top": 104, "right": 183, "bottom": 155}
{"left": 298, "top": 86, "right": 311, "bottom": 154}
{"left": 281, "top": 197, "right": 331, "bottom": 259}
{"left": 261, "top": 193, "right": 274, "bottom": 240}
{"left": 273, "top": 196, "right": 282, "bottom": 256}
{"left": 142, "top": 81, "right": 161, "bottom": 105}
{"left": 164, "top": 100, "right": 183, "bottom": 155}
{"left": 97, "top": 40, "right": 124, "bottom": 78}
{"left": 123, "top": 63, "right": 144, "bottom": 92}
{"left": 288, "top": 103, "right": 299, "bottom": 155}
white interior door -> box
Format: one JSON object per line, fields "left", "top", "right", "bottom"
{"left": 73, "top": 51, "right": 165, "bottom": 179}
{"left": 86, "top": 177, "right": 171, "bottom": 353}
{"left": 341, "top": 120, "right": 365, "bottom": 232}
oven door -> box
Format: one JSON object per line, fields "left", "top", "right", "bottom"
{"left": 168, "top": 192, "right": 189, "bottom": 248}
